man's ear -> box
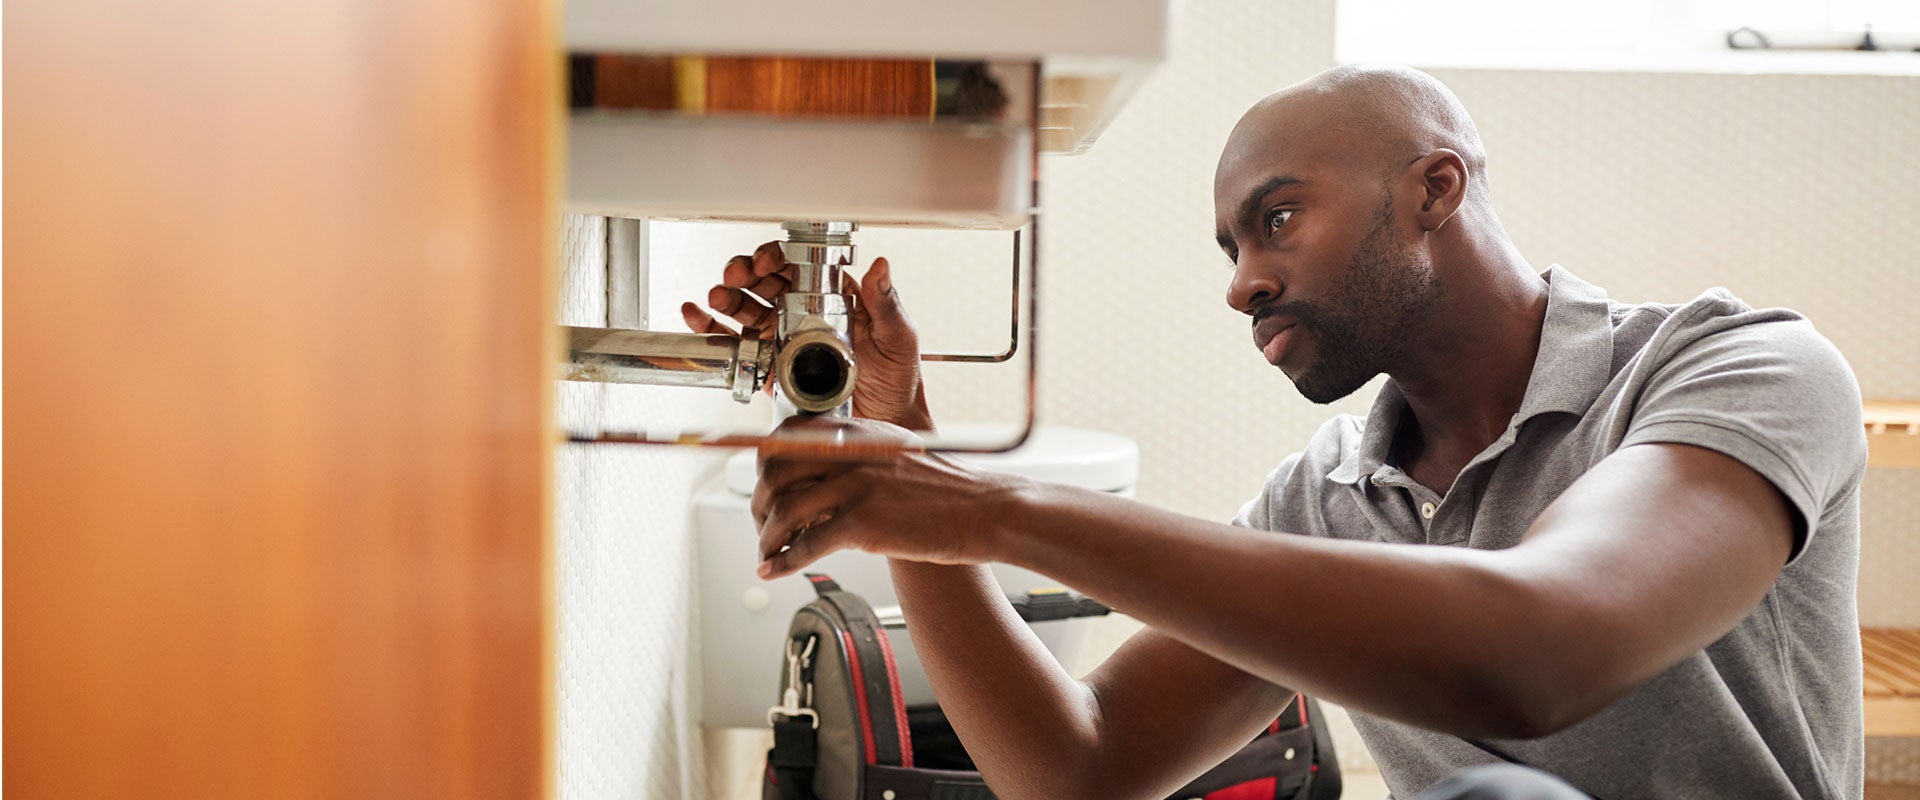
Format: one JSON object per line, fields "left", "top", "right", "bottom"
{"left": 1412, "top": 149, "right": 1468, "bottom": 232}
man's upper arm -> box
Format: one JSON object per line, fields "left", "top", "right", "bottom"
{"left": 1511, "top": 442, "right": 1796, "bottom": 719}
{"left": 1499, "top": 315, "right": 1865, "bottom": 722}
{"left": 1614, "top": 314, "right": 1865, "bottom": 559}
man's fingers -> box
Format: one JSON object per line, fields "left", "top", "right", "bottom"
{"left": 707, "top": 246, "right": 792, "bottom": 341}
{"left": 758, "top": 457, "right": 840, "bottom": 496}
{"left": 707, "top": 285, "right": 778, "bottom": 331}
{"left": 758, "top": 519, "right": 844, "bottom": 580}
{"left": 855, "top": 257, "right": 922, "bottom": 362}
{"left": 860, "top": 258, "right": 902, "bottom": 318}
{"left": 752, "top": 241, "right": 789, "bottom": 277}
{"left": 758, "top": 485, "right": 850, "bottom": 563}
{"left": 681, "top": 302, "right": 736, "bottom": 335}
{"left": 753, "top": 416, "right": 862, "bottom": 523}
{"left": 724, "top": 255, "right": 792, "bottom": 300}
{"left": 704, "top": 283, "right": 750, "bottom": 316}
{"left": 750, "top": 465, "right": 838, "bottom": 526}
{"left": 722, "top": 255, "right": 757, "bottom": 288}
{"left": 843, "top": 269, "right": 868, "bottom": 313}
{"left": 745, "top": 273, "right": 789, "bottom": 304}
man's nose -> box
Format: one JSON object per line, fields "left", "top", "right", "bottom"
{"left": 1226, "top": 260, "right": 1281, "bottom": 315}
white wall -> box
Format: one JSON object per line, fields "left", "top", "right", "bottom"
{"left": 554, "top": 217, "right": 781, "bottom": 799}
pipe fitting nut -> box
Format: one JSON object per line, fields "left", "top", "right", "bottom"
{"left": 774, "top": 323, "right": 858, "bottom": 414}
{"left": 733, "top": 337, "right": 773, "bottom": 404}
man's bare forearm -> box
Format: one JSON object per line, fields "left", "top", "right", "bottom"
{"left": 990, "top": 481, "right": 1564, "bottom": 738}
{"left": 887, "top": 561, "right": 1100, "bottom": 798}
{"left": 886, "top": 508, "right": 1300, "bottom": 800}
{"left": 977, "top": 443, "right": 1799, "bottom": 742}
{"left": 877, "top": 405, "right": 1101, "bottom": 797}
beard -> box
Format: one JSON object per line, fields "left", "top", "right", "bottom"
{"left": 1257, "top": 196, "right": 1440, "bottom": 404}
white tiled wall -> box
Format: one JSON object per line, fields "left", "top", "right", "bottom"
{"left": 555, "top": 217, "right": 783, "bottom": 800}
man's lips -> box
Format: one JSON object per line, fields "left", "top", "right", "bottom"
{"left": 1253, "top": 316, "right": 1297, "bottom": 365}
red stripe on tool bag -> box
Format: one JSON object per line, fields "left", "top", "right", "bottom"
{"left": 1267, "top": 691, "right": 1307, "bottom": 736}
{"left": 873, "top": 626, "right": 914, "bottom": 767}
{"left": 1204, "top": 776, "right": 1277, "bottom": 800}
{"left": 841, "top": 631, "right": 879, "bottom": 764}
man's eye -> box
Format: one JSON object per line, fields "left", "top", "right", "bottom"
{"left": 1266, "top": 209, "right": 1294, "bottom": 234}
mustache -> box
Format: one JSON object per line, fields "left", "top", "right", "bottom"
{"left": 1252, "top": 301, "right": 1321, "bottom": 328}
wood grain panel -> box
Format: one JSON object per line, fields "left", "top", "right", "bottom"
{"left": 705, "top": 57, "right": 933, "bottom": 117}
{"left": 3, "top": 0, "right": 555, "bottom": 797}
{"left": 590, "top": 55, "right": 681, "bottom": 110}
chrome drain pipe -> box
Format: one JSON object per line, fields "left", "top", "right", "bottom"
{"left": 563, "top": 326, "right": 771, "bottom": 404}
{"left": 774, "top": 221, "right": 859, "bottom": 417}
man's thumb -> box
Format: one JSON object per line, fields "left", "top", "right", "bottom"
{"left": 861, "top": 257, "right": 904, "bottom": 321}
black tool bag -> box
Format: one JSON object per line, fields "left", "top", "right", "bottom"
{"left": 764, "top": 574, "right": 1341, "bottom": 800}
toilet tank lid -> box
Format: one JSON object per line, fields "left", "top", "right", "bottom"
{"left": 724, "top": 423, "right": 1139, "bottom": 497}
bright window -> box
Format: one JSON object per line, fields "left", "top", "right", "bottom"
{"left": 1336, "top": 0, "right": 1920, "bottom": 74}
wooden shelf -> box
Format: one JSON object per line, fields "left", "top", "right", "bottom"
{"left": 1866, "top": 400, "right": 1920, "bottom": 468}
{"left": 1866, "top": 783, "right": 1920, "bottom": 800}
{"left": 1863, "top": 627, "right": 1920, "bottom": 736}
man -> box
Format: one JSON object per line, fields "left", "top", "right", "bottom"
{"left": 682, "top": 64, "right": 1866, "bottom": 799}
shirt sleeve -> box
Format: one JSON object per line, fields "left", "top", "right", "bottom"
{"left": 1232, "top": 452, "right": 1304, "bottom": 531}
{"left": 1618, "top": 308, "right": 1866, "bottom": 562}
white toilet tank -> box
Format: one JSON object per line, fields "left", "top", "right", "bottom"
{"left": 692, "top": 424, "right": 1139, "bottom": 728}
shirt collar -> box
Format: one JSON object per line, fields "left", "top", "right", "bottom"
{"left": 1327, "top": 265, "right": 1614, "bottom": 486}
{"left": 1514, "top": 265, "right": 1615, "bottom": 420}
{"left": 1327, "top": 379, "right": 1409, "bottom": 485}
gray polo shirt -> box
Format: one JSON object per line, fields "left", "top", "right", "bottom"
{"left": 1234, "top": 266, "right": 1866, "bottom": 799}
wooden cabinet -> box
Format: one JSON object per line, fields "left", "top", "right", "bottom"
{"left": 3, "top": 1, "right": 555, "bottom": 796}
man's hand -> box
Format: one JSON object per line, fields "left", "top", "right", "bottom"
{"left": 752, "top": 416, "right": 1027, "bottom": 579}
{"left": 680, "top": 241, "right": 931, "bottom": 429}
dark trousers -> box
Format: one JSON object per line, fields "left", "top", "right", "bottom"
{"left": 1412, "top": 764, "right": 1591, "bottom": 800}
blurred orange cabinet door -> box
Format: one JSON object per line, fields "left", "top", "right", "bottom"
{"left": 4, "top": 0, "right": 555, "bottom": 797}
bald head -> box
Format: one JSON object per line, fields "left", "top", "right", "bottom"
{"left": 1217, "top": 63, "right": 1488, "bottom": 206}
{"left": 1214, "top": 65, "right": 1505, "bottom": 403}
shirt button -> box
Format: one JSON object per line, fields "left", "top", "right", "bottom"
{"left": 1420, "top": 501, "right": 1437, "bottom": 520}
